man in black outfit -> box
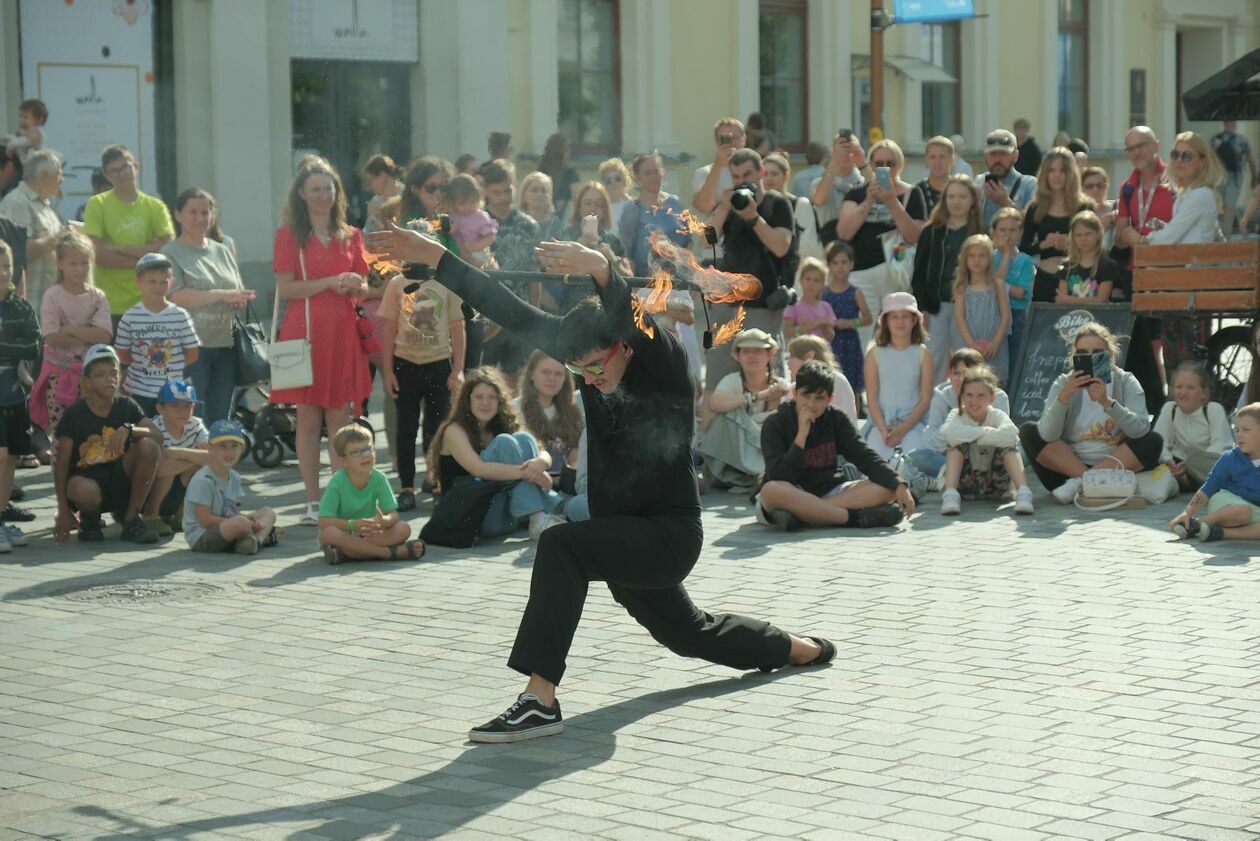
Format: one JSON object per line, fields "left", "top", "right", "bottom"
{"left": 1013, "top": 118, "right": 1042, "bottom": 177}
{"left": 366, "top": 226, "right": 835, "bottom": 743}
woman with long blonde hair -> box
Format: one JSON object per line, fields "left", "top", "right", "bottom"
{"left": 1020, "top": 147, "right": 1094, "bottom": 302}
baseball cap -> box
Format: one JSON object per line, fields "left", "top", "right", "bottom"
{"left": 984, "top": 129, "right": 1017, "bottom": 154}
{"left": 207, "top": 419, "right": 246, "bottom": 446}
{"left": 135, "top": 252, "right": 172, "bottom": 274}
{"left": 82, "top": 343, "right": 118, "bottom": 370}
{"left": 157, "top": 380, "right": 198, "bottom": 404}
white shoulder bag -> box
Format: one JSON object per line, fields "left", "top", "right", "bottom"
{"left": 268, "top": 247, "right": 314, "bottom": 390}
{"left": 1074, "top": 454, "right": 1137, "bottom": 511}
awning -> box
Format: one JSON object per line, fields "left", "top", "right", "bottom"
{"left": 851, "top": 54, "right": 957, "bottom": 84}
{"left": 1182, "top": 47, "right": 1260, "bottom": 121}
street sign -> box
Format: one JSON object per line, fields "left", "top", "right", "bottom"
{"left": 892, "top": 0, "right": 975, "bottom": 24}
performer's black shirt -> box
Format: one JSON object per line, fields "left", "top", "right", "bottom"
{"left": 432, "top": 251, "right": 700, "bottom": 520}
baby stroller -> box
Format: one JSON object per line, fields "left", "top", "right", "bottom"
{"left": 233, "top": 383, "right": 297, "bottom": 468}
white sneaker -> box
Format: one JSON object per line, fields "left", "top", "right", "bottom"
{"left": 940, "top": 488, "right": 962, "bottom": 515}
{"left": 1051, "top": 477, "right": 1082, "bottom": 505}
{"left": 298, "top": 502, "right": 319, "bottom": 526}
{"left": 0, "top": 527, "right": 12, "bottom": 553}
{"left": 528, "top": 513, "right": 567, "bottom": 540}
{"left": 1013, "top": 486, "right": 1035, "bottom": 515}
{"left": 4, "top": 524, "right": 26, "bottom": 546}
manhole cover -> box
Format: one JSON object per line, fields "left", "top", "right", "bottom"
{"left": 53, "top": 579, "right": 225, "bottom": 604}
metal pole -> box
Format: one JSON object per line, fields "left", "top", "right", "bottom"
{"left": 870, "top": 0, "right": 885, "bottom": 145}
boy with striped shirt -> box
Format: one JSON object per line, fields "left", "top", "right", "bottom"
{"left": 114, "top": 253, "right": 198, "bottom": 416}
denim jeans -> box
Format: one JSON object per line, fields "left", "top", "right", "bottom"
{"left": 907, "top": 448, "right": 946, "bottom": 480}
{"left": 480, "top": 432, "right": 563, "bottom": 536}
{"left": 185, "top": 345, "right": 237, "bottom": 423}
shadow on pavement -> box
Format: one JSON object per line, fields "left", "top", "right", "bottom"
{"left": 76, "top": 671, "right": 795, "bottom": 840}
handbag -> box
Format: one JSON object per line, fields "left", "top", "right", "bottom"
{"left": 1074, "top": 455, "right": 1138, "bottom": 511}
{"left": 888, "top": 446, "right": 931, "bottom": 499}
{"left": 268, "top": 248, "right": 313, "bottom": 391}
{"left": 232, "top": 301, "right": 270, "bottom": 386}
{"left": 420, "top": 476, "right": 512, "bottom": 548}
{"left": 878, "top": 192, "right": 917, "bottom": 293}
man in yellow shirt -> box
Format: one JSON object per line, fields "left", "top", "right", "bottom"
{"left": 81, "top": 145, "right": 174, "bottom": 320}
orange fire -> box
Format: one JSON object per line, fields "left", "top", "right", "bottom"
{"left": 675, "top": 209, "right": 709, "bottom": 240}
{"left": 711, "top": 306, "right": 746, "bottom": 346}
{"left": 647, "top": 232, "right": 760, "bottom": 304}
{"left": 363, "top": 250, "right": 406, "bottom": 277}
{"left": 630, "top": 296, "right": 654, "bottom": 340}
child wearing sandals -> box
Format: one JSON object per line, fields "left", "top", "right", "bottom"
{"left": 183, "top": 420, "right": 283, "bottom": 554}
{"left": 1170, "top": 403, "right": 1260, "bottom": 543}
{"left": 319, "top": 422, "right": 423, "bottom": 564}
{"left": 939, "top": 366, "right": 1035, "bottom": 515}
{"left": 1155, "top": 362, "right": 1233, "bottom": 491}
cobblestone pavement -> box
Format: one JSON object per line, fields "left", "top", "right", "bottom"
{"left": 2, "top": 442, "right": 1258, "bottom": 840}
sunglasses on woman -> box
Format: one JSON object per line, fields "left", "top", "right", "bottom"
{"left": 602, "top": 175, "right": 624, "bottom": 185}
{"left": 565, "top": 342, "right": 622, "bottom": 377}
{"left": 1171, "top": 150, "right": 1203, "bottom": 162}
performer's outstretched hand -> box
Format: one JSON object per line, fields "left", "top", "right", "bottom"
{"left": 365, "top": 223, "right": 446, "bottom": 266}
{"left": 536, "top": 240, "right": 611, "bottom": 287}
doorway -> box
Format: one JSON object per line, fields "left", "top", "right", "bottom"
{"left": 291, "top": 60, "right": 412, "bottom": 227}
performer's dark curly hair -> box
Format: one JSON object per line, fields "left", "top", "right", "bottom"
{"left": 554, "top": 295, "right": 631, "bottom": 362}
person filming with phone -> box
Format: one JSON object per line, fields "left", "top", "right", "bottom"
{"left": 1018, "top": 322, "right": 1164, "bottom": 504}
{"left": 692, "top": 118, "right": 746, "bottom": 215}
{"left": 976, "top": 129, "right": 1037, "bottom": 226}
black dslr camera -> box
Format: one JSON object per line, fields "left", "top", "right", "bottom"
{"left": 730, "top": 182, "right": 758, "bottom": 211}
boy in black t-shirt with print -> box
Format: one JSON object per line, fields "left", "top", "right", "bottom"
{"left": 53, "top": 344, "right": 163, "bottom": 544}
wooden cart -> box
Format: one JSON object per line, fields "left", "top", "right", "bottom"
{"left": 1132, "top": 240, "right": 1259, "bottom": 407}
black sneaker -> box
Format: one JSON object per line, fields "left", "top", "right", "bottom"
{"left": 468, "top": 693, "right": 563, "bottom": 743}
{"left": 1, "top": 503, "right": 35, "bottom": 522}
{"left": 851, "top": 503, "right": 905, "bottom": 528}
{"left": 768, "top": 509, "right": 803, "bottom": 532}
{"left": 79, "top": 513, "right": 104, "bottom": 542}
{"left": 9, "top": 484, "right": 23, "bottom": 502}
{"left": 121, "top": 516, "right": 159, "bottom": 545}
{"left": 1172, "top": 517, "right": 1201, "bottom": 540}
{"left": 396, "top": 490, "right": 416, "bottom": 512}
{"left": 1198, "top": 522, "right": 1225, "bottom": 543}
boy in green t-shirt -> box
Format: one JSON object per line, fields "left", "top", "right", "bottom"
{"left": 81, "top": 145, "right": 174, "bottom": 316}
{"left": 319, "top": 422, "right": 424, "bottom": 564}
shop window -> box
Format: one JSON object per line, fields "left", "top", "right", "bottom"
{"left": 759, "top": 0, "right": 808, "bottom": 149}
{"left": 921, "top": 22, "right": 961, "bottom": 139}
{"left": 558, "top": 0, "right": 621, "bottom": 154}
{"left": 1057, "top": 0, "right": 1089, "bottom": 141}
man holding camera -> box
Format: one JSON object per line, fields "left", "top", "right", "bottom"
{"left": 704, "top": 148, "right": 795, "bottom": 392}
{"left": 975, "top": 129, "right": 1036, "bottom": 227}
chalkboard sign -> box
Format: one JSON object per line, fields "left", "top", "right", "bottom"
{"left": 1009, "top": 303, "right": 1134, "bottom": 424}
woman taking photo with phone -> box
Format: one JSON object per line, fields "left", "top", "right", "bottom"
{"left": 1018, "top": 322, "right": 1164, "bottom": 504}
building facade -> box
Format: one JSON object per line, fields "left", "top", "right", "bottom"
{"left": 1, "top": 0, "right": 1257, "bottom": 288}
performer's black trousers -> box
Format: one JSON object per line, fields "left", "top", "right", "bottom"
{"left": 508, "top": 514, "right": 793, "bottom": 685}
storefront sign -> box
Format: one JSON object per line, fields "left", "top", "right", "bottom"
{"left": 290, "top": 0, "right": 418, "bottom": 63}
{"left": 892, "top": 0, "right": 975, "bottom": 24}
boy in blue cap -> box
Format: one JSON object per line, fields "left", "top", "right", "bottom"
{"left": 114, "top": 252, "right": 198, "bottom": 417}
{"left": 143, "top": 379, "right": 209, "bottom": 536}
{"left": 183, "top": 419, "right": 281, "bottom": 554}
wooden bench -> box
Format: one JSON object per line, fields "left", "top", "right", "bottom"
{"left": 1132, "top": 240, "right": 1260, "bottom": 313}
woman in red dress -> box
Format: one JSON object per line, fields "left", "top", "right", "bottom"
{"left": 272, "top": 156, "right": 372, "bottom": 525}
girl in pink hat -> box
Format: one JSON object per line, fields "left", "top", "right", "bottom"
{"left": 863, "top": 292, "right": 934, "bottom": 459}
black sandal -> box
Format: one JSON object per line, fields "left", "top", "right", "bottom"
{"left": 322, "top": 544, "right": 347, "bottom": 566}
{"left": 397, "top": 490, "right": 416, "bottom": 512}
{"left": 386, "top": 539, "right": 426, "bottom": 561}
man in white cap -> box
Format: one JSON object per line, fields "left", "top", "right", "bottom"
{"left": 52, "top": 343, "right": 163, "bottom": 544}
{"left": 975, "top": 129, "right": 1037, "bottom": 227}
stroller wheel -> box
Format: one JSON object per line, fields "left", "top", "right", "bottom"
{"left": 253, "top": 437, "right": 285, "bottom": 468}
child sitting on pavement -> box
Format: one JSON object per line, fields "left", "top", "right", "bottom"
{"left": 53, "top": 344, "right": 163, "bottom": 544}
{"left": 1170, "top": 403, "right": 1260, "bottom": 543}
{"left": 144, "top": 380, "right": 209, "bottom": 536}
{"left": 908, "top": 347, "right": 1009, "bottom": 485}
{"left": 183, "top": 419, "right": 282, "bottom": 554}
{"left": 939, "top": 366, "right": 1035, "bottom": 516}
{"left": 756, "top": 360, "right": 914, "bottom": 531}
{"left": 319, "top": 422, "right": 424, "bottom": 564}
{"left": 1155, "top": 361, "right": 1233, "bottom": 491}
